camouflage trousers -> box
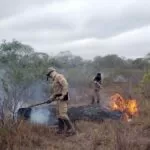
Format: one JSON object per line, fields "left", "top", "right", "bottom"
{"left": 91, "top": 89, "right": 101, "bottom": 104}
{"left": 56, "top": 100, "right": 69, "bottom": 120}
{"left": 56, "top": 100, "right": 75, "bottom": 132}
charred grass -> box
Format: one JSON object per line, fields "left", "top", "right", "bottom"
{"left": 0, "top": 99, "right": 150, "bottom": 150}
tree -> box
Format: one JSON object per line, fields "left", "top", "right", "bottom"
{"left": 0, "top": 40, "right": 50, "bottom": 119}
{"left": 93, "top": 54, "right": 127, "bottom": 69}
{"left": 132, "top": 58, "right": 148, "bottom": 70}
{"left": 55, "top": 51, "right": 83, "bottom": 68}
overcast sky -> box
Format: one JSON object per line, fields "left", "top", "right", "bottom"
{"left": 0, "top": 0, "right": 150, "bottom": 59}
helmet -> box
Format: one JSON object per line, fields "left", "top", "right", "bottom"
{"left": 47, "top": 67, "right": 56, "bottom": 74}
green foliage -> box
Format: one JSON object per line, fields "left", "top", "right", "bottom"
{"left": 132, "top": 58, "right": 147, "bottom": 69}
{"left": 0, "top": 39, "right": 33, "bottom": 65}
{"left": 56, "top": 51, "right": 84, "bottom": 68}
{"left": 0, "top": 40, "right": 51, "bottom": 116}
{"left": 142, "top": 71, "right": 150, "bottom": 83}
{"left": 93, "top": 54, "right": 129, "bottom": 69}
{"left": 140, "top": 71, "right": 150, "bottom": 98}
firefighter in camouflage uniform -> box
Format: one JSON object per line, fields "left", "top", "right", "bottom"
{"left": 46, "top": 67, "right": 75, "bottom": 136}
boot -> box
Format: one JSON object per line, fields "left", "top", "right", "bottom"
{"left": 91, "top": 96, "right": 95, "bottom": 104}
{"left": 63, "top": 119, "right": 76, "bottom": 136}
{"left": 56, "top": 118, "right": 64, "bottom": 134}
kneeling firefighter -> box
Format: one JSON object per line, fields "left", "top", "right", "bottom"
{"left": 46, "top": 67, "right": 75, "bottom": 136}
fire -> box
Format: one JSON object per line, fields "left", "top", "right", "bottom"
{"left": 110, "top": 93, "right": 126, "bottom": 112}
{"left": 110, "top": 93, "right": 138, "bottom": 122}
{"left": 126, "top": 99, "right": 138, "bottom": 116}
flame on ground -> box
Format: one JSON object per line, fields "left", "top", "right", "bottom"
{"left": 110, "top": 93, "right": 138, "bottom": 122}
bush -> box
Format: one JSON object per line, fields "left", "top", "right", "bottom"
{"left": 140, "top": 71, "right": 150, "bottom": 98}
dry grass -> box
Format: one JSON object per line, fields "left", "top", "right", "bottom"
{"left": 0, "top": 101, "right": 150, "bottom": 150}
{"left": 0, "top": 85, "right": 150, "bottom": 150}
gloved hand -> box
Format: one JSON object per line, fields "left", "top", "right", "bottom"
{"left": 58, "top": 95, "right": 64, "bottom": 100}
{"left": 50, "top": 95, "right": 54, "bottom": 100}
{"left": 46, "top": 95, "right": 54, "bottom": 104}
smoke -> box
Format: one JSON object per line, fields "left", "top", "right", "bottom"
{"left": 30, "top": 107, "right": 57, "bottom": 125}
{"left": 30, "top": 108, "right": 50, "bottom": 125}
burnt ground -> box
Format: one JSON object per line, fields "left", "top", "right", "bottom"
{"left": 17, "top": 88, "right": 122, "bottom": 125}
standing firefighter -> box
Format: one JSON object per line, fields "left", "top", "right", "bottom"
{"left": 46, "top": 67, "right": 75, "bottom": 136}
{"left": 91, "top": 73, "right": 102, "bottom": 104}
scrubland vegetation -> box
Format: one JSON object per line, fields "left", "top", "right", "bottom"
{"left": 0, "top": 40, "right": 150, "bottom": 150}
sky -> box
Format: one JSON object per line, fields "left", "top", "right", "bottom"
{"left": 0, "top": 0, "right": 150, "bottom": 59}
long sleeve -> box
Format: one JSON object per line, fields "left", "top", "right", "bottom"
{"left": 57, "top": 75, "right": 68, "bottom": 96}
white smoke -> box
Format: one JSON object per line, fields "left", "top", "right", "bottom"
{"left": 30, "top": 108, "right": 50, "bottom": 125}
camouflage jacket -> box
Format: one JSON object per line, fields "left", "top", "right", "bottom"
{"left": 51, "top": 72, "right": 68, "bottom": 100}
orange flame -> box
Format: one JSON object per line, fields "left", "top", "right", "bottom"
{"left": 126, "top": 99, "right": 138, "bottom": 116}
{"left": 110, "top": 93, "right": 138, "bottom": 122}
